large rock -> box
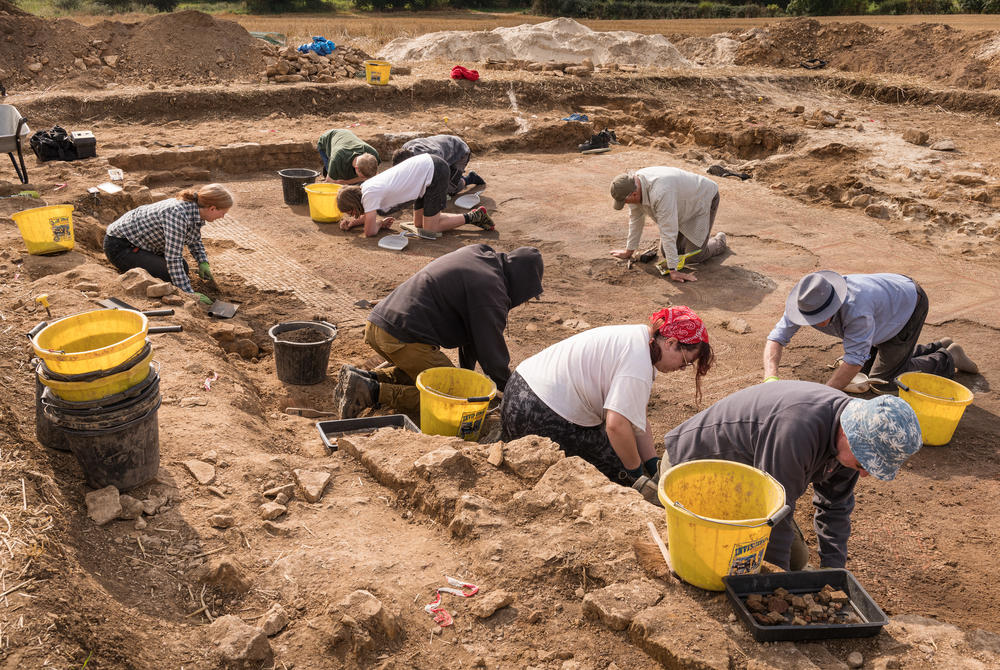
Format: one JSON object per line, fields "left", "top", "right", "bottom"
{"left": 502, "top": 436, "right": 564, "bottom": 480}
{"left": 583, "top": 580, "right": 663, "bottom": 631}
{"left": 117, "top": 494, "right": 145, "bottom": 520}
{"left": 930, "top": 139, "right": 956, "bottom": 151}
{"left": 448, "top": 494, "right": 505, "bottom": 538}
{"left": 338, "top": 590, "right": 401, "bottom": 640}
{"left": 146, "top": 281, "right": 175, "bottom": 298}
{"left": 630, "top": 603, "right": 731, "bottom": 669}
{"left": 119, "top": 267, "right": 157, "bottom": 297}
{"left": 208, "top": 615, "right": 273, "bottom": 668}
{"left": 902, "top": 129, "right": 929, "bottom": 145}
{"left": 293, "top": 469, "right": 331, "bottom": 503}
{"left": 469, "top": 590, "right": 514, "bottom": 619}
{"left": 259, "top": 502, "right": 287, "bottom": 520}
{"left": 86, "top": 486, "right": 121, "bottom": 525}
{"left": 413, "top": 447, "right": 474, "bottom": 479}
{"left": 191, "top": 558, "right": 252, "bottom": 594}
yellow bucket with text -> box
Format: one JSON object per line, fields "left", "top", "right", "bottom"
{"left": 416, "top": 367, "right": 496, "bottom": 441}
{"left": 364, "top": 60, "right": 391, "bottom": 86}
{"left": 304, "top": 183, "right": 342, "bottom": 223}
{"left": 658, "top": 460, "right": 789, "bottom": 591}
{"left": 12, "top": 205, "right": 75, "bottom": 255}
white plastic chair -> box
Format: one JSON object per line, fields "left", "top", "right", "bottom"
{"left": 0, "top": 105, "right": 30, "bottom": 184}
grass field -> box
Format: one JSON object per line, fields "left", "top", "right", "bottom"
{"left": 59, "top": 10, "right": 1000, "bottom": 49}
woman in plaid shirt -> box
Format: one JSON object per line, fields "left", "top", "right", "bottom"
{"left": 103, "top": 184, "right": 233, "bottom": 304}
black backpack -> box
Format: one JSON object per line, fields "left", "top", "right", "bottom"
{"left": 29, "top": 126, "right": 77, "bottom": 162}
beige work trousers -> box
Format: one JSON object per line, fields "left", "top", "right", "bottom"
{"left": 364, "top": 322, "right": 453, "bottom": 415}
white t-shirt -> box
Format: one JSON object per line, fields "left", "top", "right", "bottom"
{"left": 361, "top": 153, "right": 434, "bottom": 213}
{"left": 516, "top": 324, "right": 655, "bottom": 429}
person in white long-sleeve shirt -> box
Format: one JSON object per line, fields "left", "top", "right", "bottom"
{"left": 608, "top": 167, "right": 728, "bottom": 282}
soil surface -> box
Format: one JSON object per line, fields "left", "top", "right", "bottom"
{"left": 275, "top": 326, "right": 330, "bottom": 344}
{"left": 2, "top": 8, "right": 1000, "bottom": 670}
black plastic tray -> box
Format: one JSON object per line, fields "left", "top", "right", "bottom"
{"left": 723, "top": 569, "right": 887, "bottom": 642}
{"left": 316, "top": 415, "right": 419, "bottom": 452}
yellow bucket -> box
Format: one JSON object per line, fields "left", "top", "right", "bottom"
{"left": 896, "top": 372, "right": 973, "bottom": 446}
{"left": 11, "top": 205, "right": 75, "bottom": 255}
{"left": 39, "top": 348, "right": 155, "bottom": 402}
{"left": 364, "top": 60, "right": 391, "bottom": 86}
{"left": 416, "top": 367, "right": 496, "bottom": 441}
{"left": 32, "top": 309, "right": 148, "bottom": 376}
{"left": 304, "top": 183, "right": 342, "bottom": 223}
{"left": 658, "top": 459, "right": 789, "bottom": 591}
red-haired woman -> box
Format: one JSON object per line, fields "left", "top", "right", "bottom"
{"left": 500, "top": 307, "right": 713, "bottom": 485}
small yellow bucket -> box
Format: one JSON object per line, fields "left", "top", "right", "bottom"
{"left": 31, "top": 309, "right": 148, "bottom": 376}
{"left": 416, "top": 367, "right": 496, "bottom": 441}
{"left": 11, "top": 205, "right": 75, "bottom": 255}
{"left": 304, "top": 183, "right": 342, "bottom": 223}
{"left": 39, "top": 348, "right": 155, "bottom": 402}
{"left": 658, "top": 459, "right": 789, "bottom": 591}
{"left": 364, "top": 60, "right": 391, "bottom": 86}
{"left": 896, "top": 372, "right": 973, "bottom": 446}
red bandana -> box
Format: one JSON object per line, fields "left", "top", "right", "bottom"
{"left": 650, "top": 306, "right": 708, "bottom": 344}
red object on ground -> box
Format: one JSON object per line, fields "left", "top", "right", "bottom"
{"left": 450, "top": 66, "right": 480, "bottom": 81}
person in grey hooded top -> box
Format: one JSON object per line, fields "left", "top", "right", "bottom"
{"left": 333, "top": 244, "right": 544, "bottom": 419}
{"left": 660, "top": 380, "right": 922, "bottom": 571}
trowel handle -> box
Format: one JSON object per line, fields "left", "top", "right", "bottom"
{"left": 767, "top": 505, "right": 792, "bottom": 527}
{"left": 142, "top": 309, "right": 175, "bottom": 317}
{"left": 149, "top": 325, "right": 183, "bottom": 334}
{"left": 894, "top": 380, "right": 911, "bottom": 393}
{"left": 26, "top": 321, "right": 47, "bottom": 341}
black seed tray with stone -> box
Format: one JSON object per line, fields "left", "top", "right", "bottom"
{"left": 723, "top": 569, "right": 888, "bottom": 642}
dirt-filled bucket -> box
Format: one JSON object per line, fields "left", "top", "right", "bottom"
{"left": 278, "top": 168, "right": 319, "bottom": 206}
{"left": 268, "top": 321, "right": 338, "bottom": 385}
{"left": 658, "top": 459, "right": 790, "bottom": 591}
{"left": 416, "top": 367, "right": 497, "bottom": 441}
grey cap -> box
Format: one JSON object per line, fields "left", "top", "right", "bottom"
{"left": 610, "top": 173, "right": 636, "bottom": 210}
{"left": 840, "top": 396, "right": 922, "bottom": 481}
{"left": 785, "top": 271, "right": 848, "bottom": 326}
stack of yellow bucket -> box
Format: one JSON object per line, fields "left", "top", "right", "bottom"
{"left": 32, "top": 310, "right": 163, "bottom": 490}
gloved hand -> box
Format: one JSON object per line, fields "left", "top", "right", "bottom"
{"left": 193, "top": 292, "right": 213, "bottom": 305}
{"left": 198, "top": 261, "right": 213, "bottom": 281}
{"left": 764, "top": 376, "right": 779, "bottom": 383}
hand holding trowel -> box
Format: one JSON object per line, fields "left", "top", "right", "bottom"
{"left": 197, "top": 262, "right": 239, "bottom": 319}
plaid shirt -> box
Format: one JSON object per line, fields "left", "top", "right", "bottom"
{"left": 106, "top": 199, "right": 208, "bottom": 293}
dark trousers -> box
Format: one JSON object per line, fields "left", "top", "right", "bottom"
{"left": 104, "top": 235, "right": 187, "bottom": 283}
{"left": 862, "top": 283, "right": 953, "bottom": 381}
{"left": 500, "top": 372, "right": 633, "bottom": 485}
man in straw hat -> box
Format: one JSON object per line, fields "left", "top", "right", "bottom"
{"left": 608, "top": 167, "right": 728, "bottom": 282}
{"left": 764, "top": 271, "right": 977, "bottom": 391}
{"left": 636, "top": 381, "right": 923, "bottom": 570}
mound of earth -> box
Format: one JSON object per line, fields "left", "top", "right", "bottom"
{"left": 378, "top": 17, "right": 693, "bottom": 68}
{"left": 0, "top": 10, "right": 265, "bottom": 91}
{"left": 734, "top": 18, "right": 1000, "bottom": 89}
{"left": 0, "top": 0, "right": 29, "bottom": 16}
{"left": 675, "top": 34, "right": 740, "bottom": 66}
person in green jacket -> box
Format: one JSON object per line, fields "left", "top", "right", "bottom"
{"left": 317, "top": 129, "right": 380, "bottom": 184}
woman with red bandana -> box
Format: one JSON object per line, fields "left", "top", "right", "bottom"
{"left": 500, "top": 307, "right": 713, "bottom": 485}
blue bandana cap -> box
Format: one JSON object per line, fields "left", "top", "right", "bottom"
{"left": 840, "top": 396, "right": 922, "bottom": 481}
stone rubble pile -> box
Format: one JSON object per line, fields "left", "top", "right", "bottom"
{"left": 263, "top": 44, "right": 372, "bottom": 84}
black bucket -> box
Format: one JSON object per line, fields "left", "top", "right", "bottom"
{"left": 278, "top": 168, "right": 319, "bottom": 206}
{"left": 45, "top": 376, "right": 161, "bottom": 490}
{"left": 35, "top": 370, "right": 70, "bottom": 452}
{"left": 268, "top": 321, "right": 338, "bottom": 385}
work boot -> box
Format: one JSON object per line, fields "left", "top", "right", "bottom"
{"left": 631, "top": 475, "right": 662, "bottom": 507}
{"left": 578, "top": 129, "right": 614, "bottom": 154}
{"left": 465, "top": 206, "right": 495, "bottom": 231}
{"left": 344, "top": 364, "right": 378, "bottom": 381}
{"left": 947, "top": 343, "right": 979, "bottom": 374}
{"left": 333, "top": 367, "right": 379, "bottom": 419}
{"left": 465, "top": 171, "right": 486, "bottom": 187}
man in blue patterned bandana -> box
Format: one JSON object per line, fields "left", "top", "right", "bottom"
{"left": 651, "top": 381, "right": 922, "bottom": 571}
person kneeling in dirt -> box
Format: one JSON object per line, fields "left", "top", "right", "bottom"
{"left": 608, "top": 167, "right": 728, "bottom": 282}
{"left": 332, "top": 244, "right": 544, "bottom": 419}
{"left": 316, "top": 128, "right": 380, "bottom": 184}
{"left": 501, "top": 307, "right": 713, "bottom": 486}
{"left": 336, "top": 153, "right": 493, "bottom": 237}
{"left": 103, "top": 183, "right": 232, "bottom": 304}
{"left": 391, "top": 134, "right": 485, "bottom": 195}
{"left": 635, "top": 381, "right": 922, "bottom": 571}
{"left": 764, "top": 271, "right": 979, "bottom": 391}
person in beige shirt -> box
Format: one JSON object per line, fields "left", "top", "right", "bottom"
{"left": 609, "top": 167, "right": 728, "bottom": 282}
